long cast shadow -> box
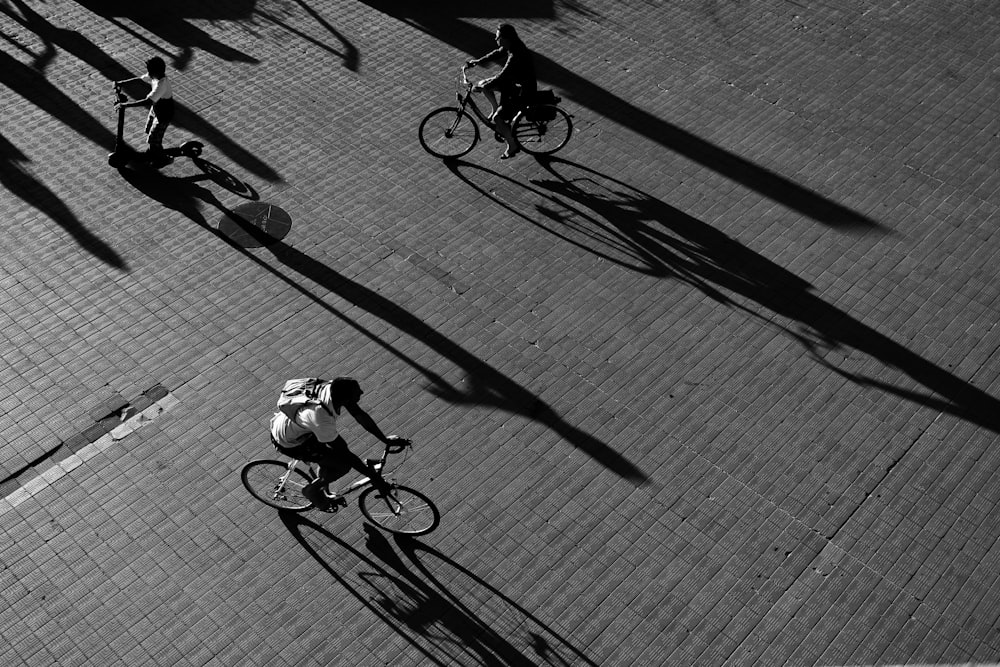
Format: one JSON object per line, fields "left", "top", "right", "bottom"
{"left": 360, "top": 3, "right": 878, "bottom": 230}
{"left": 0, "top": 134, "right": 126, "bottom": 270}
{"left": 517, "top": 156, "right": 1000, "bottom": 433}
{"left": 254, "top": 0, "right": 359, "bottom": 72}
{"left": 0, "top": 47, "right": 116, "bottom": 151}
{"left": 118, "top": 167, "right": 646, "bottom": 483}
{"left": 386, "top": 533, "right": 600, "bottom": 667}
{"left": 444, "top": 159, "right": 736, "bottom": 305}
{"left": 281, "top": 512, "right": 597, "bottom": 665}
{"left": 72, "top": 1, "right": 259, "bottom": 71}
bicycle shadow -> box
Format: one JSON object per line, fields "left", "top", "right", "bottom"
{"left": 118, "top": 167, "right": 647, "bottom": 484}
{"left": 280, "top": 512, "right": 598, "bottom": 665}
{"left": 447, "top": 155, "right": 1000, "bottom": 434}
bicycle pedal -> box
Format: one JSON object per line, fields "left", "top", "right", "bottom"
{"left": 322, "top": 494, "right": 347, "bottom": 508}
{"left": 315, "top": 503, "right": 341, "bottom": 513}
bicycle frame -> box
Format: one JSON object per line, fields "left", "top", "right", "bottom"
{"left": 457, "top": 66, "right": 500, "bottom": 130}
{"left": 280, "top": 440, "right": 398, "bottom": 498}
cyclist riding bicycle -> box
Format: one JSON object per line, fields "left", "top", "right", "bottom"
{"left": 466, "top": 23, "right": 537, "bottom": 159}
{"left": 269, "top": 377, "right": 403, "bottom": 512}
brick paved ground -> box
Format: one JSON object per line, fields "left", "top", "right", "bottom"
{"left": 2, "top": 1, "right": 1000, "bottom": 665}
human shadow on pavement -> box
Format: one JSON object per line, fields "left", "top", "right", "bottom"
{"left": 0, "top": 134, "right": 127, "bottom": 270}
{"left": 281, "top": 512, "right": 597, "bottom": 665}
{"left": 455, "top": 155, "right": 1000, "bottom": 433}
{"left": 118, "top": 168, "right": 646, "bottom": 483}
{"left": 254, "top": 0, "right": 360, "bottom": 72}
{"left": 72, "top": 1, "right": 259, "bottom": 71}
{"left": 360, "top": 5, "right": 877, "bottom": 230}
{"left": 0, "top": 46, "right": 116, "bottom": 151}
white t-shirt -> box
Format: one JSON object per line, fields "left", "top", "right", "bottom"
{"left": 141, "top": 73, "right": 173, "bottom": 102}
{"left": 270, "top": 383, "right": 342, "bottom": 447}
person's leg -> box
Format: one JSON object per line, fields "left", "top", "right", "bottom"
{"left": 147, "top": 118, "right": 169, "bottom": 158}
{"left": 482, "top": 89, "right": 500, "bottom": 118}
{"left": 279, "top": 437, "right": 345, "bottom": 508}
{"left": 327, "top": 437, "right": 392, "bottom": 493}
{"left": 146, "top": 99, "right": 174, "bottom": 156}
{"left": 494, "top": 108, "right": 519, "bottom": 158}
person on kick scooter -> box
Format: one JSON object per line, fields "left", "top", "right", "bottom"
{"left": 114, "top": 56, "right": 175, "bottom": 166}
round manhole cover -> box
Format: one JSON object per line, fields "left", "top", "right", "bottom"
{"left": 218, "top": 202, "right": 291, "bottom": 247}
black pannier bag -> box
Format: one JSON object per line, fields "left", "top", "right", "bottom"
{"left": 524, "top": 89, "right": 560, "bottom": 121}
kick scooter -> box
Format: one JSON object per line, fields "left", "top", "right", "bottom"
{"left": 108, "top": 82, "right": 203, "bottom": 169}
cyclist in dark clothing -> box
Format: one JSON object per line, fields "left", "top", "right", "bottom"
{"left": 467, "top": 23, "right": 537, "bottom": 159}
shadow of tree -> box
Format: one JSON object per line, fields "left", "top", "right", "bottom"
{"left": 72, "top": 0, "right": 259, "bottom": 70}
{"left": 117, "top": 166, "right": 646, "bottom": 483}
{"left": 254, "top": 0, "right": 360, "bottom": 72}
{"left": 0, "top": 134, "right": 126, "bottom": 270}
{"left": 361, "top": 4, "right": 879, "bottom": 230}
{"left": 280, "top": 512, "right": 597, "bottom": 665}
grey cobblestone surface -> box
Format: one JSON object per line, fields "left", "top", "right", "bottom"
{"left": 2, "top": 0, "right": 1000, "bottom": 665}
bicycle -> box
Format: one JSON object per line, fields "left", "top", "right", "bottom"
{"left": 240, "top": 438, "right": 440, "bottom": 536}
{"left": 418, "top": 65, "right": 573, "bottom": 159}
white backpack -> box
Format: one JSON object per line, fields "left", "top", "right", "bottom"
{"left": 276, "top": 378, "right": 333, "bottom": 420}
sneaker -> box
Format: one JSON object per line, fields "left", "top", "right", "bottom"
{"left": 323, "top": 493, "right": 347, "bottom": 508}
{"left": 314, "top": 502, "right": 340, "bottom": 513}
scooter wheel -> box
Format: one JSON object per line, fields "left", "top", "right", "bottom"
{"left": 107, "top": 152, "right": 127, "bottom": 168}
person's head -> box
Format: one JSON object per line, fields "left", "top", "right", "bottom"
{"left": 145, "top": 56, "right": 167, "bottom": 79}
{"left": 328, "top": 377, "right": 363, "bottom": 405}
{"left": 495, "top": 23, "right": 521, "bottom": 49}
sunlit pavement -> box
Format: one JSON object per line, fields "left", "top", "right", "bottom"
{"left": 2, "top": 1, "right": 1000, "bottom": 665}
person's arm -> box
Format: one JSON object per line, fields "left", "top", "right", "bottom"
{"left": 344, "top": 402, "right": 394, "bottom": 443}
{"left": 466, "top": 47, "right": 504, "bottom": 68}
{"left": 114, "top": 75, "right": 152, "bottom": 108}
{"left": 117, "top": 98, "right": 150, "bottom": 109}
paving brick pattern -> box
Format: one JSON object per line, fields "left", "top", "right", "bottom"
{"left": 2, "top": 0, "right": 1000, "bottom": 665}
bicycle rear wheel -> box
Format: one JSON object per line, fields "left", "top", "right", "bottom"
{"left": 360, "top": 485, "right": 440, "bottom": 535}
{"left": 418, "top": 107, "right": 479, "bottom": 159}
{"left": 241, "top": 460, "right": 314, "bottom": 512}
{"left": 513, "top": 106, "right": 573, "bottom": 155}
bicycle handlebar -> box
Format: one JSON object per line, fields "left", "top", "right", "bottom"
{"left": 385, "top": 436, "right": 412, "bottom": 454}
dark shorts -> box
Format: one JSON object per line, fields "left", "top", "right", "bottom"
{"left": 146, "top": 98, "right": 175, "bottom": 148}
{"left": 271, "top": 434, "right": 352, "bottom": 483}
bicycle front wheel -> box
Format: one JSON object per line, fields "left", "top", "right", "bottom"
{"left": 513, "top": 106, "right": 573, "bottom": 155}
{"left": 360, "top": 485, "right": 440, "bottom": 535}
{"left": 418, "top": 107, "right": 480, "bottom": 159}
{"left": 241, "top": 460, "right": 314, "bottom": 512}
